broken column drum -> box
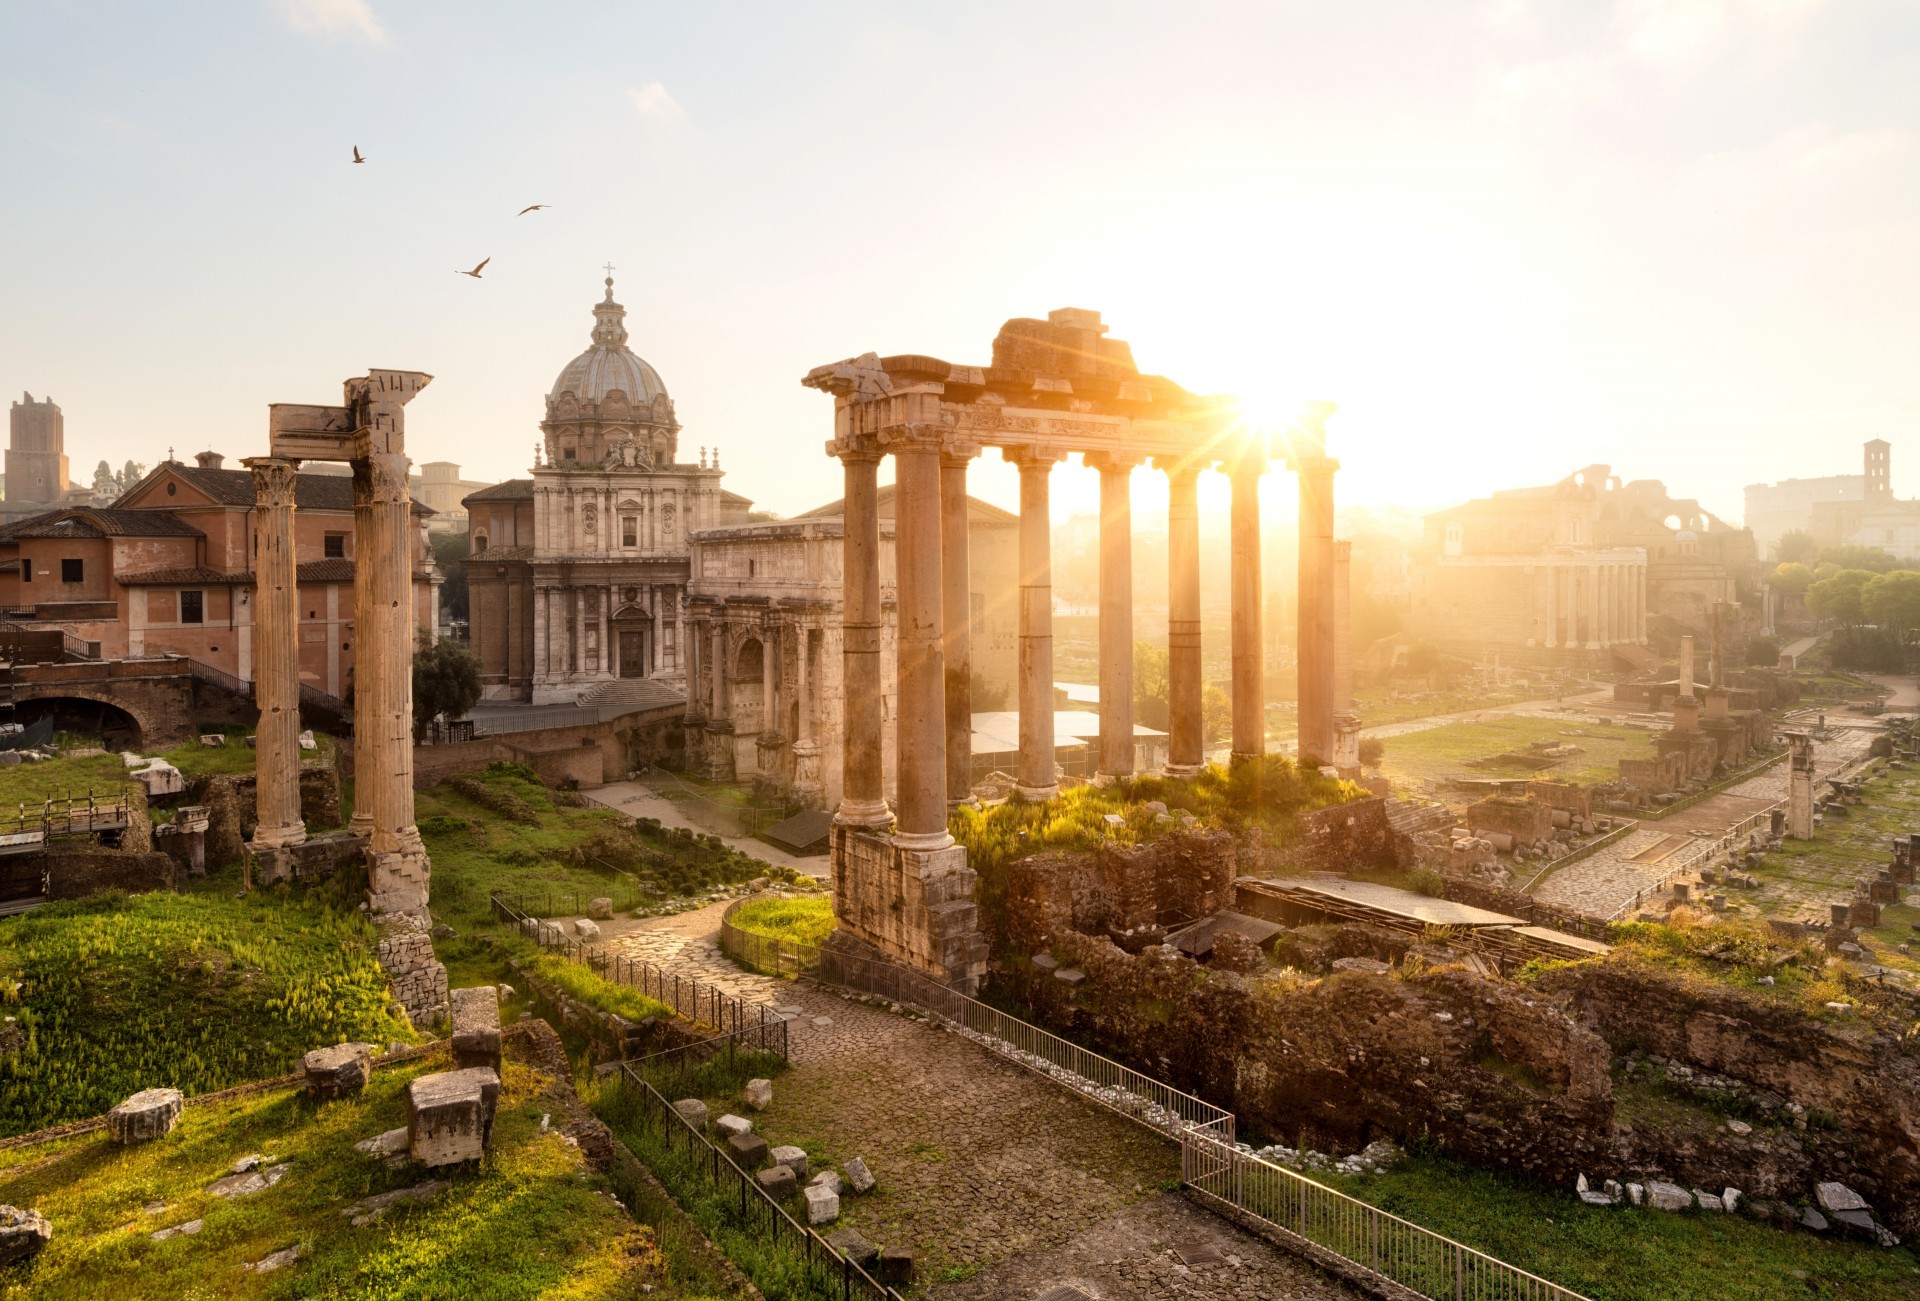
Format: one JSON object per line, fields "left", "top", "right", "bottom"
{"left": 804, "top": 310, "right": 1323, "bottom": 991}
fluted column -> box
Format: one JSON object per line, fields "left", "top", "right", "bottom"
{"left": 1010, "top": 448, "right": 1064, "bottom": 801}
{"left": 940, "top": 445, "right": 977, "bottom": 805}
{"left": 1161, "top": 460, "right": 1203, "bottom": 777}
{"left": 246, "top": 456, "right": 305, "bottom": 851}
{"left": 836, "top": 448, "right": 890, "bottom": 826}
{"left": 893, "top": 435, "right": 949, "bottom": 844}
{"left": 1230, "top": 457, "right": 1266, "bottom": 762}
{"left": 1090, "top": 453, "right": 1138, "bottom": 780}
{"left": 1296, "top": 450, "right": 1339, "bottom": 766}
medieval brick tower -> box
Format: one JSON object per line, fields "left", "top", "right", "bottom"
{"left": 6, "top": 393, "right": 69, "bottom": 505}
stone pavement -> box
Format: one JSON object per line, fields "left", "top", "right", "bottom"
{"left": 1529, "top": 726, "right": 1881, "bottom": 918}
{"left": 607, "top": 901, "right": 1360, "bottom": 1296}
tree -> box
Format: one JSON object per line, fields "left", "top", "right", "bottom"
{"left": 1864, "top": 570, "right": 1920, "bottom": 638}
{"left": 1806, "top": 569, "right": 1875, "bottom": 627}
{"left": 1775, "top": 530, "right": 1816, "bottom": 564}
{"left": 1770, "top": 562, "right": 1813, "bottom": 597}
{"left": 430, "top": 530, "right": 470, "bottom": 623}
{"left": 91, "top": 460, "right": 117, "bottom": 499}
{"left": 1816, "top": 544, "right": 1897, "bottom": 574}
{"left": 412, "top": 634, "right": 482, "bottom": 740}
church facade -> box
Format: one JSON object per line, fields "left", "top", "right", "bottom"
{"left": 465, "top": 277, "right": 751, "bottom": 704}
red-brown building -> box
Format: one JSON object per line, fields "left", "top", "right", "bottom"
{"left": 0, "top": 451, "right": 438, "bottom": 700}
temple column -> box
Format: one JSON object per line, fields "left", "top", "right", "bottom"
{"left": 1089, "top": 453, "right": 1138, "bottom": 780}
{"left": 1010, "top": 448, "right": 1064, "bottom": 801}
{"left": 358, "top": 446, "right": 430, "bottom": 912}
{"left": 940, "top": 444, "right": 977, "bottom": 805}
{"left": 892, "top": 434, "right": 950, "bottom": 843}
{"left": 836, "top": 448, "right": 889, "bottom": 825}
{"left": 1229, "top": 456, "right": 1266, "bottom": 762}
{"left": 1295, "top": 438, "right": 1339, "bottom": 766}
{"left": 246, "top": 456, "right": 305, "bottom": 852}
{"left": 1161, "top": 460, "right": 1203, "bottom": 777}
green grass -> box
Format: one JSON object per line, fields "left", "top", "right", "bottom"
{"left": 724, "top": 896, "right": 834, "bottom": 950}
{"left": 1319, "top": 1152, "right": 1920, "bottom": 1301}
{"left": 0, "top": 1050, "right": 703, "bottom": 1300}
{"left": 0, "top": 884, "right": 414, "bottom": 1137}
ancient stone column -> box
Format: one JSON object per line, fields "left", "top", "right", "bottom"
{"left": 940, "top": 445, "right": 976, "bottom": 805}
{"left": 357, "top": 447, "right": 429, "bottom": 912}
{"left": 246, "top": 456, "right": 306, "bottom": 852}
{"left": 1089, "top": 453, "right": 1137, "bottom": 780}
{"left": 892, "top": 436, "right": 950, "bottom": 844}
{"left": 1161, "top": 460, "right": 1203, "bottom": 777}
{"left": 1296, "top": 448, "right": 1338, "bottom": 767}
{"left": 836, "top": 448, "right": 890, "bottom": 826}
{"left": 1010, "top": 448, "right": 1064, "bottom": 801}
{"left": 1230, "top": 457, "right": 1265, "bottom": 762}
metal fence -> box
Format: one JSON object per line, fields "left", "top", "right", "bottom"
{"left": 616, "top": 1060, "right": 904, "bottom": 1301}
{"left": 1183, "top": 1135, "right": 1592, "bottom": 1301}
{"left": 491, "top": 892, "right": 785, "bottom": 1050}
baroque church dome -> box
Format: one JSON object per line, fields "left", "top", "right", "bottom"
{"left": 548, "top": 277, "right": 669, "bottom": 406}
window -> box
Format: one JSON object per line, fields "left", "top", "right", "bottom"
{"left": 323, "top": 533, "right": 346, "bottom": 558}
{"left": 19, "top": 560, "right": 30, "bottom": 584}
{"left": 180, "top": 591, "right": 204, "bottom": 625}
{"left": 622, "top": 516, "right": 637, "bottom": 546}
{"left": 60, "top": 558, "right": 82, "bottom": 584}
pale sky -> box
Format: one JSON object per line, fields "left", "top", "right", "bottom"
{"left": 3, "top": 0, "right": 1917, "bottom": 527}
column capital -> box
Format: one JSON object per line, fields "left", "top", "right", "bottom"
{"left": 242, "top": 456, "right": 301, "bottom": 509}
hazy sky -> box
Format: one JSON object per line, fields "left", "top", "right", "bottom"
{"left": 3, "top": 0, "right": 1917, "bottom": 527}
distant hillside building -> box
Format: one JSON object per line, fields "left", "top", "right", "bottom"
{"left": 463, "top": 275, "right": 752, "bottom": 704}
{"left": 0, "top": 451, "right": 438, "bottom": 698}
{"left": 5, "top": 393, "right": 71, "bottom": 517}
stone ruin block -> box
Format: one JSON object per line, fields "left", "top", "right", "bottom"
{"left": 301, "top": 1042, "right": 373, "bottom": 1099}
{"left": 406, "top": 1067, "right": 501, "bottom": 1167}
{"left": 107, "top": 1088, "right": 184, "bottom": 1144}
{"left": 449, "top": 986, "right": 503, "bottom": 1074}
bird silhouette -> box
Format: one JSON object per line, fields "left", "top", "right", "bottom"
{"left": 517, "top": 204, "right": 550, "bottom": 216}
{"left": 457, "top": 257, "right": 491, "bottom": 279}
{"left": 352, "top": 145, "right": 365, "bottom": 164}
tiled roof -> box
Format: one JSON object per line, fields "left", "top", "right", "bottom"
{"left": 464, "top": 479, "right": 535, "bottom": 504}
{"left": 137, "top": 463, "right": 434, "bottom": 515}
{"left": 0, "top": 508, "right": 205, "bottom": 540}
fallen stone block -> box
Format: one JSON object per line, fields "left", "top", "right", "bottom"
{"left": 877, "top": 1245, "right": 915, "bottom": 1286}
{"left": 756, "top": 1164, "right": 797, "bottom": 1199}
{"left": 715, "top": 1113, "right": 753, "bottom": 1138}
{"left": 827, "top": 1228, "right": 878, "bottom": 1271}
{"left": 588, "top": 897, "right": 614, "bottom": 920}
{"left": 302, "top": 1043, "right": 374, "bottom": 1100}
{"left": 843, "top": 1155, "right": 876, "bottom": 1194}
{"left": 449, "top": 987, "right": 503, "bottom": 1074}
{"left": 671, "top": 1099, "right": 709, "bottom": 1130}
{"left": 106, "top": 1088, "right": 184, "bottom": 1145}
{"left": 743, "top": 1078, "right": 773, "bottom": 1111}
{"left": 0, "top": 1206, "right": 51, "bottom": 1265}
{"left": 770, "top": 1144, "right": 808, "bottom": 1180}
{"left": 804, "top": 1182, "right": 840, "bottom": 1225}
{"left": 1645, "top": 1180, "right": 1692, "bottom": 1211}
{"left": 726, "top": 1132, "right": 769, "bottom": 1169}
{"left": 407, "top": 1067, "right": 501, "bottom": 1167}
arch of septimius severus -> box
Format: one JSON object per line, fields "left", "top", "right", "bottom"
{"left": 806, "top": 309, "right": 1342, "bottom": 993}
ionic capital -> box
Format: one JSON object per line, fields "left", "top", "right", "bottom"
{"left": 243, "top": 456, "right": 300, "bottom": 510}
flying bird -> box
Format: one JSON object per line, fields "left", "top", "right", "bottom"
{"left": 517, "top": 204, "right": 550, "bottom": 216}
{"left": 457, "top": 257, "right": 491, "bottom": 279}
{"left": 352, "top": 145, "right": 365, "bottom": 164}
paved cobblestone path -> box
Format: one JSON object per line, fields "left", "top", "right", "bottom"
{"left": 612, "top": 901, "right": 1361, "bottom": 1297}
{"left": 1530, "top": 726, "right": 1880, "bottom": 918}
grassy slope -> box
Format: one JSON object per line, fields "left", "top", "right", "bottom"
{"left": 1324, "top": 1154, "right": 1920, "bottom": 1301}
{"left": 0, "top": 880, "right": 414, "bottom": 1137}
{"left": 0, "top": 1052, "right": 696, "bottom": 1301}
